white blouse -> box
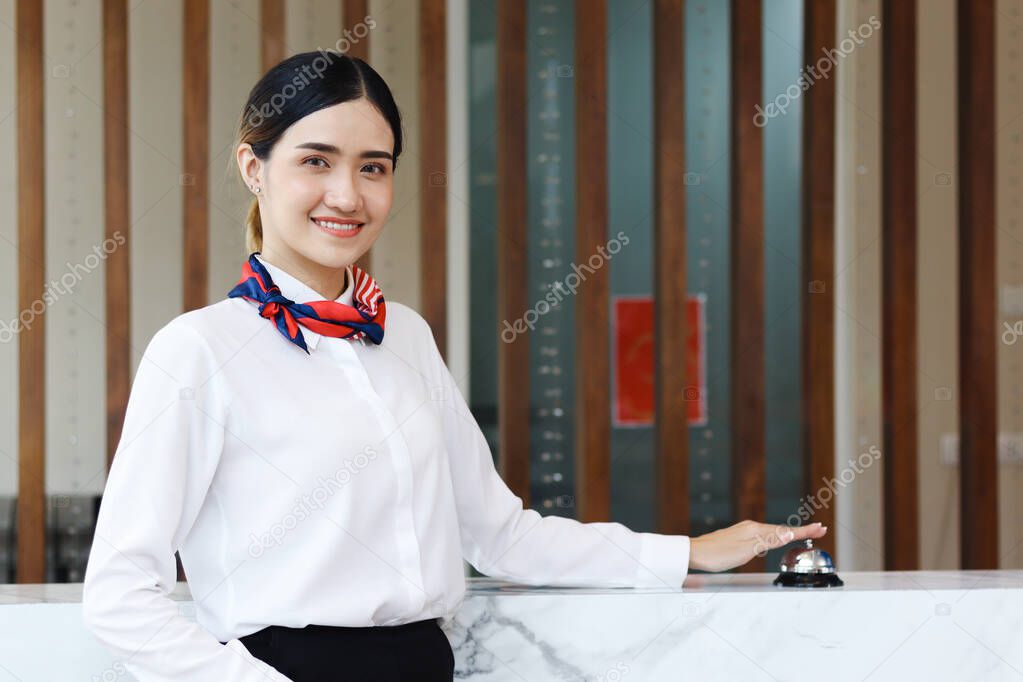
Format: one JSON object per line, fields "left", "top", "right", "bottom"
{"left": 82, "top": 253, "right": 691, "bottom": 681}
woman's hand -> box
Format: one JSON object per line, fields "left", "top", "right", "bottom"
{"left": 688, "top": 520, "right": 829, "bottom": 572}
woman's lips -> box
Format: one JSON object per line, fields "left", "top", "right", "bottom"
{"left": 311, "top": 218, "right": 363, "bottom": 239}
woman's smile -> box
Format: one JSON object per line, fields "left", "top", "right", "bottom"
{"left": 311, "top": 216, "right": 364, "bottom": 239}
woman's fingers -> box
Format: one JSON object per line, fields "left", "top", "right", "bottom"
{"left": 779, "top": 521, "right": 828, "bottom": 544}
{"left": 791, "top": 522, "right": 828, "bottom": 540}
{"left": 751, "top": 522, "right": 828, "bottom": 556}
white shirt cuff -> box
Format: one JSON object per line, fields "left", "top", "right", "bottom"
{"left": 635, "top": 533, "right": 691, "bottom": 588}
{"left": 224, "top": 639, "right": 294, "bottom": 681}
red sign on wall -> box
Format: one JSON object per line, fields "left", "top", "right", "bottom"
{"left": 612, "top": 295, "right": 707, "bottom": 427}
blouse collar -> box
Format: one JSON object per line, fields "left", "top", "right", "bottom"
{"left": 253, "top": 253, "right": 355, "bottom": 351}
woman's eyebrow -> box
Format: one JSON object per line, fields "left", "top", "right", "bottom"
{"left": 294, "top": 142, "right": 393, "bottom": 161}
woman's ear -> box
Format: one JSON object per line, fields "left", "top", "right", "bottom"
{"left": 236, "top": 143, "right": 261, "bottom": 188}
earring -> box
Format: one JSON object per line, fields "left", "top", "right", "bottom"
{"left": 250, "top": 184, "right": 261, "bottom": 194}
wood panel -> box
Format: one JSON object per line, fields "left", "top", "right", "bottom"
{"left": 420, "top": 0, "right": 447, "bottom": 359}
{"left": 184, "top": 0, "right": 209, "bottom": 312}
{"left": 653, "top": 0, "right": 689, "bottom": 535}
{"left": 261, "top": 0, "right": 285, "bottom": 72}
{"left": 957, "top": 0, "right": 999, "bottom": 569}
{"left": 16, "top": 0, "right": 46, "bottom": 584}
{"left": 575, "top": 0, "right": 610, "bottom": 522}
{"left": 496, "top": 0, "right": 530, "bottom": 505}
{"left": 730, "top": 0, "right": 765, "bottom": 570}
{"left": 880, "top": 0, "right": 919, "bottom": 570}
{"left": 803, "top": 0, "right": 838, "bottom": 558}
{"left": 343, "top": 0, "right": 374, "bottom": 273}
{"left": 104, "top": 0, "right": 131, "bottom": 472}
{"left": 343, "top": 0, "right": 370, "bottom": 63}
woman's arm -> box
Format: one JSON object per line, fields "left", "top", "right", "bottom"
{"left": 419, "top": 316, "right": 828, "bottom": 586}
{"left": 82, "top": 321, "right": 293, "bottom": 682}
{"left": 419, "top": 319, "right": 689, "bottom": 589}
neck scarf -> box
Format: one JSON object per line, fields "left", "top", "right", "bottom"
{"left": 228, "top": 252, "right": 386, "bottom": 353}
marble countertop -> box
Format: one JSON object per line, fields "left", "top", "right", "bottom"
{"left": 6, "top": 571, "right": 1023, "bottom": 680}
{"left": 466, "top": 570, "right": 1023, "bottom": 594}
{"left": 4, "top": 570, "right": 1022, "bottom": 605}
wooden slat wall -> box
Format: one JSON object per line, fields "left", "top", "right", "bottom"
{"left": 261, "top": 0, "right": 285, "bottom": 72}
{"left": 881, "top": 0, "right": 919, "bottom": 570}
{"left": 184, "top": 0, "right": 210, "bottom": 312}
{"left": 11, "top": 0, "right": 1005, "bottom": 582}
{"left": 104, "top": 0, "right": 131, "bottom": 472}
{"left": 730, "top": 0, "right": 765, "bottom": 569}
{"left": 957, "top": 0, "right": 999, "bottom": 569}
{"left": 420, "top": 0, "right": 448, "bottom": 359}
{"left": 496, "top": 0, "right": 530, "bottom": 504}
{"left": 653, "top": 0, "right": 689, "bottom": 535}
{"left": 575, "top": 0, "right": 610, "bottom": 522}
{"left": 344, "top": 0, "right": 374, "bottom": 273}
{"left": 16, "top": 0, "right": 46, "bottom": 584}
{"left": 803, "top": 0, "right": 837, "bottom": 556}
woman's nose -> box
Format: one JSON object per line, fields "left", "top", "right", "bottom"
{"left": 325, "top": 174, "right": 363, "bottom": 213}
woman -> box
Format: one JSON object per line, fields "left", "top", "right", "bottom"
{"left": 82, "top": 52, "right": 827, "bottom": 682}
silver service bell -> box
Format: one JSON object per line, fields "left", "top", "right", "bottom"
{"left": 773, "top": 538, "right": 844, "bottom": 588}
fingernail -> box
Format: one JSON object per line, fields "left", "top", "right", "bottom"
{"left": 782, "top": 530, "right": 795, "bottom": 541}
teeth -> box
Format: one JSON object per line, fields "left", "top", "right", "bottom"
{"left": 314, "top": 219, "right": 360, "bottom": 232}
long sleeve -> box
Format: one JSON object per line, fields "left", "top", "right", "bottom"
{"left": 82, "top": 321, "right": 293, "bottom": 682}
{"left": 420, "top": 319, "right": 690, "bottom": 589}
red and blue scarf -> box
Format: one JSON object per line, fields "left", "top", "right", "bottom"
{"left": 228, "top": 252, "right": 386, "bottom": 353}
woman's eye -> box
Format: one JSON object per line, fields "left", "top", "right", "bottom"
{"left": 362, "top": 163, "right": 386, "bottom": 175}
{"left": 303, "top": 157, "right": 328, "bottom": 168}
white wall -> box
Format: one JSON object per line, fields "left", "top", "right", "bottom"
{"left": 835, "top": 0, "right": 884, "bottom": 570}
{"left": 0, "top": 0, "right": 18, "bottom": 497}
{"left": 43, "top": 0, "right": 107, "bottom": 496}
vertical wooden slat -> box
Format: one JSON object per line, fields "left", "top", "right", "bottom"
{"left": 183, "top": 0, "right": 209, "bottom": 312}
{"left": 178, "top": 0, "right": 211, "bottom": 582}
{"left": 420, "top": 0, "right": 447, "bottom": 359}
{"left": 653, "top": 0, "right": 689, "bottom": 535}
{"left": 343, "top": 0, "right": 374, "bottom": 273}
{"left": 880, "top": 0, "right": 918, "bottom": 570}
{"left": 957, "top": 0, "right": 999, "bottom": 569}
{"left": 343, "top": 0, "right": 371, "bottom": 62}
{"left": 803, "top": 0, "right": 838, "bottom": 557}
{"left": 730, "top": 0, "right": 765, "bottom": 570}
{"left": 16, "top": 0, "right": 46, "bottom": 584}
{"left": 575, "top": 0, "right": 610, "bottom": 522}
{"left": 496, "top": 0, "right": 530, "bottom": 505}
{"left": 104, "top": 0, "right": 131, "bottom": 472}
{"left": 261, "top": 0, "right": 285, "bottom": 72}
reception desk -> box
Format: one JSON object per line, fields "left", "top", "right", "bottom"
{"left": 5, "top": 571, "right": 1022, "bottom": 680}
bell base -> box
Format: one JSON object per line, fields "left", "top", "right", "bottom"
{"left": 773, "top": 571, "right": 844, "bottom": 588}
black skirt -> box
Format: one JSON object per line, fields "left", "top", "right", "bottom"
{"left": 222, "top": 618, "right": 455, "bottom": 681}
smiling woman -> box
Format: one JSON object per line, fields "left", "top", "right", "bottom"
{"left": 234, "top": 52, "right": 403, "bottom": 300}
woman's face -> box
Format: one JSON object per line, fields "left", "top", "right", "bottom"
{"left": 237, "top": 97, "right": 395, "bottom": 292}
